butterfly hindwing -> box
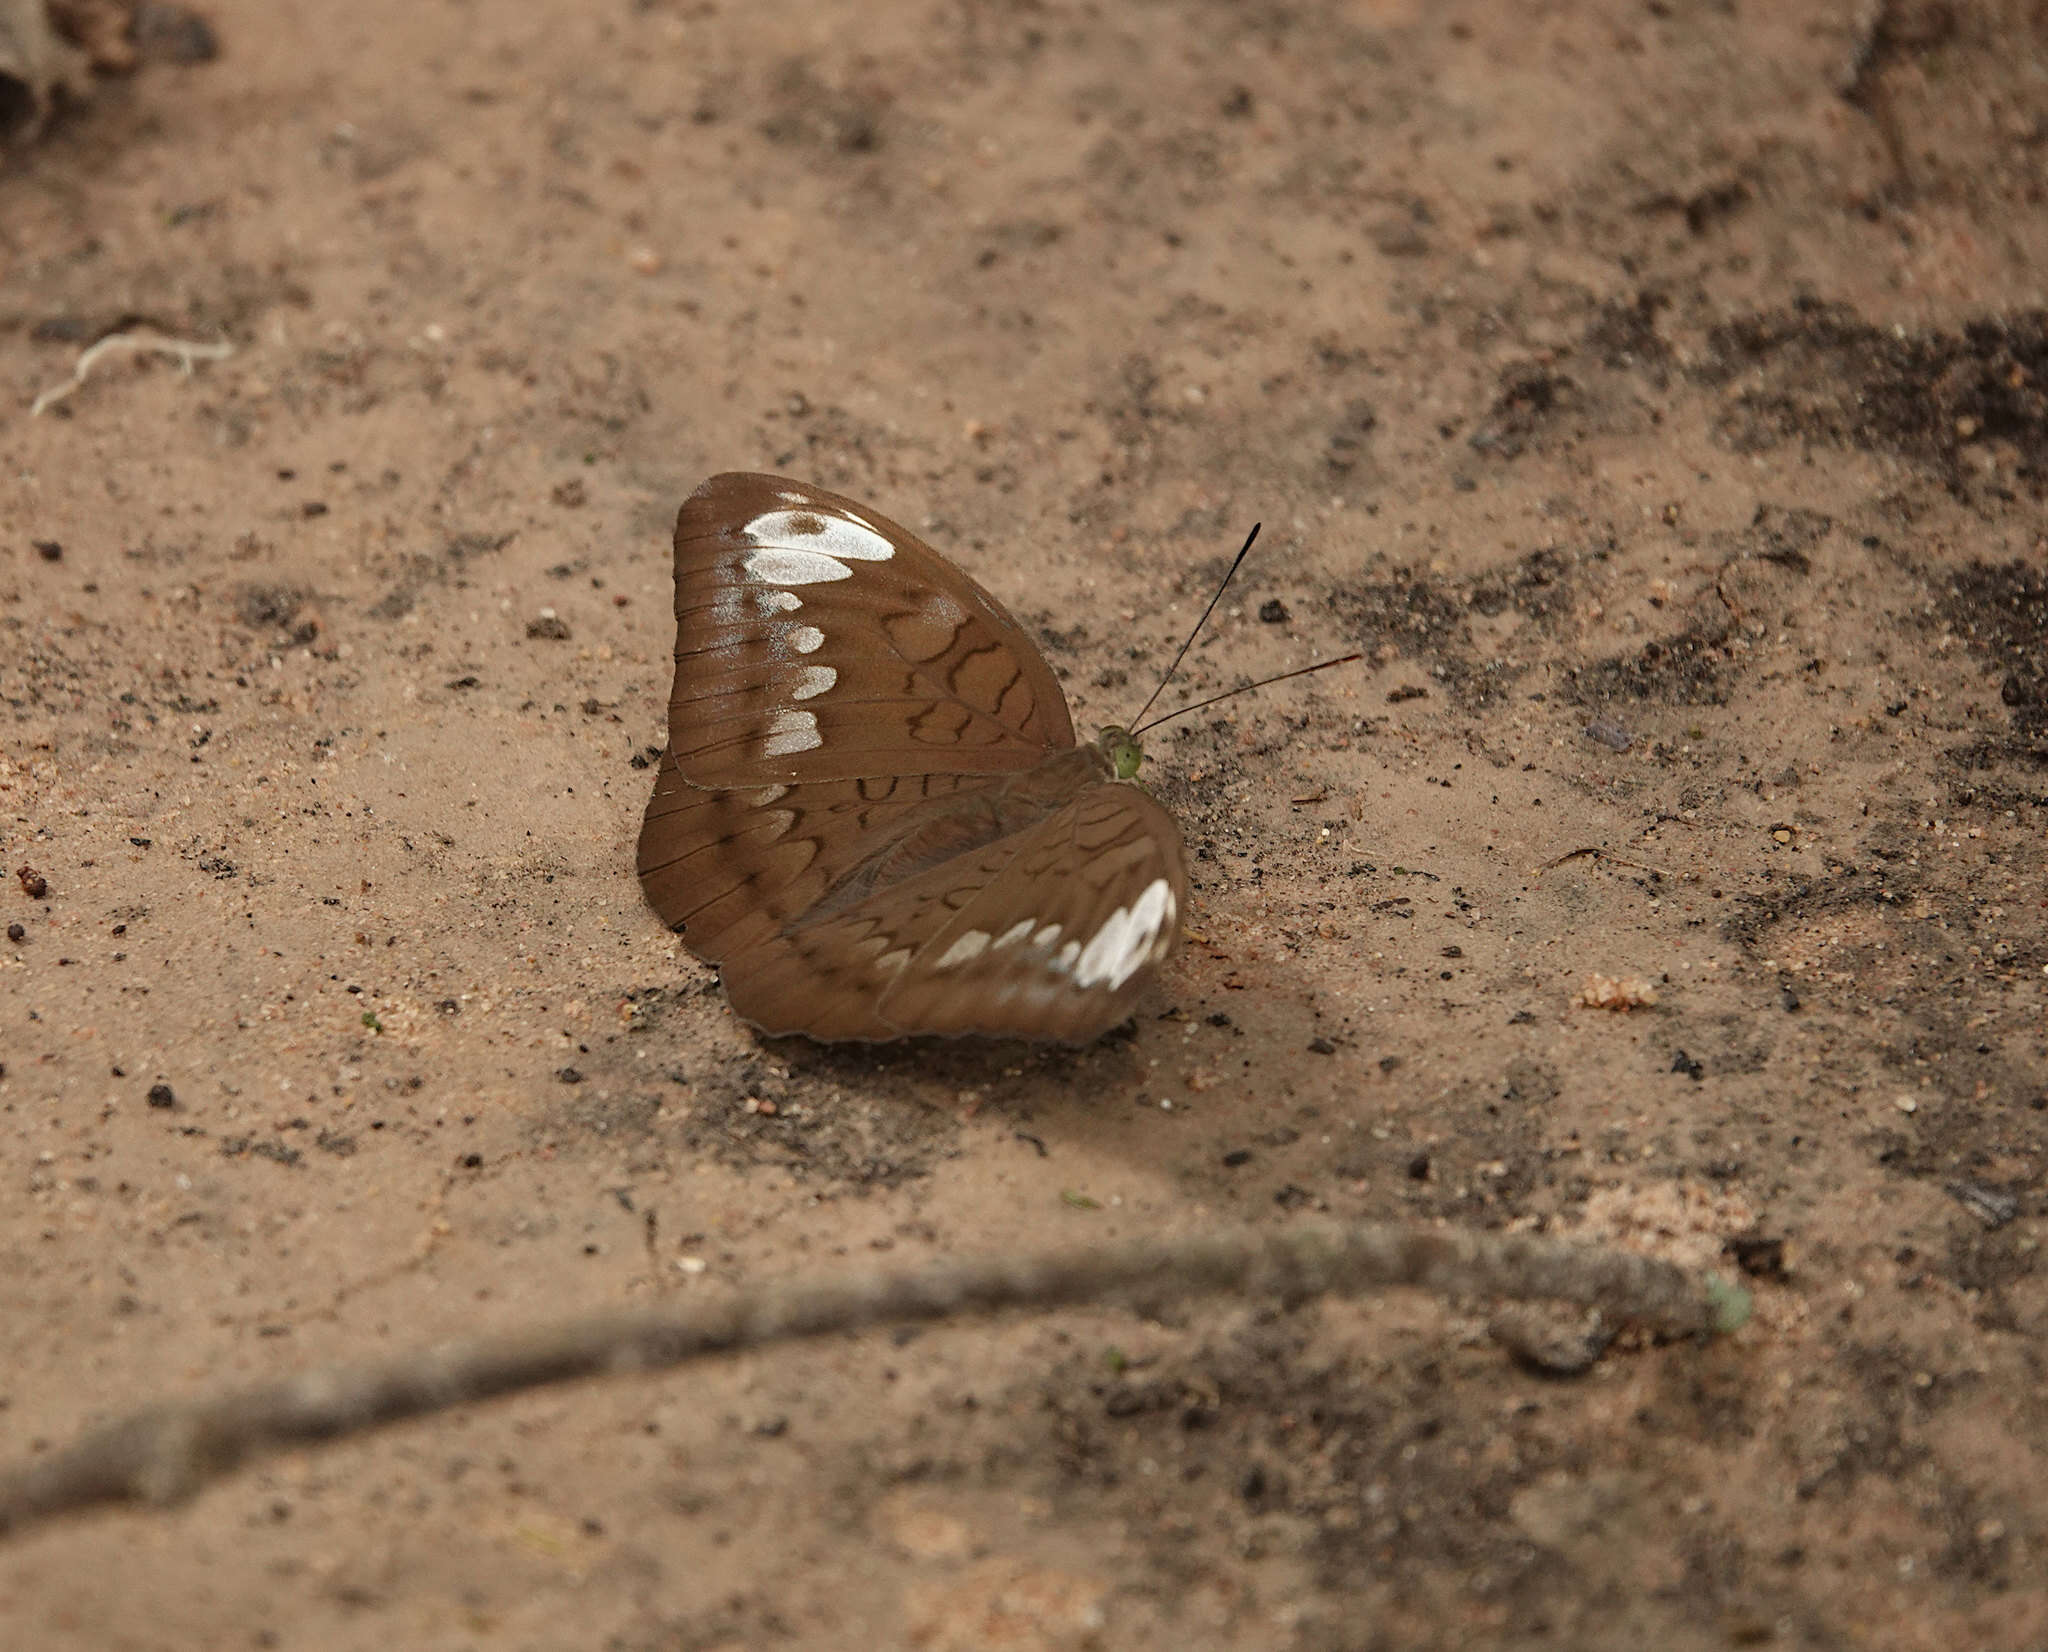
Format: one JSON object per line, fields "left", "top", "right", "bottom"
{"left": 636, "top": 759, "right": 995, "bottom": 966}
{"left": 715, "top": 784, "right": 1187, "bottom": 1044}
{"left": 663, "top": 473, "right": 1074, "bottom": 786}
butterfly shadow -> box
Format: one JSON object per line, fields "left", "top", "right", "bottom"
{"left": 757, "top": 1018, "right": 1151, "bottom": 1111}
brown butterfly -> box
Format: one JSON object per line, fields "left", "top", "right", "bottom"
{"left": 637, "top": 472, "right": 1190, "bottom": 1043}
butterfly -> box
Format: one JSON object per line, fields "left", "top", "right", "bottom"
{"left": 636, "top": 472, "right": 1190, "bottom": 1043}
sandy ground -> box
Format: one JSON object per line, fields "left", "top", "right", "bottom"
{"left": 3, "top": 1, "right": 2047, "bottom": 1647}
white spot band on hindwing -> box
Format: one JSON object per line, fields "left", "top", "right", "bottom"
{"left": 1073, "top": 878, "right": 1177, "bottom": 991}
{"left": 934, "top": 929, "right": 991, "bottom": 969}
{"left": 788, "top": 624, "right": 825, "bottom": 653}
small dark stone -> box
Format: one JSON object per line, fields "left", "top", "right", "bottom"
{"left": 2002, "top": 674, "right": 2029, "bottom": 707}
{"left": 6, "top": 922, "right": 25, "bottom": 943}
{"left": 134, "top": 3, "right": 221, "bottom": 63}
{"left": 1306, "top": 1036, "right": 1337, "bottom": 1055}
{"left": 33, "top": 539, "right": 63, "bottom": 561}
{"left": 1407, "top": 1153, "right": 1431, "bottom": 1180}
{"left": 300, "top": 501, "right": 329, "bottom": 518}
{"left": 1441, "top": 945, "right": 1463, "bottom": 958}
{"left": 1205, "top": 1011, "right": 1232, "bottom": 1027}
{"left": 1725, "top": 1234, "right": 1787, "bottom": 1279}
{"left": 1221, "top": 1149, "right": 1253, "bottom": 1168}
{"left": 1490, "top": 1305, "right": 1612, "bottom": 1376}
{"left": 146, "top": 1082, "right": 177, "bottom": 1109}
{"left": 1671, "top": 1049, "right": 1705, "bottom": 1081}
{"left": 555, "top": 1066, "right": 585, "bottom": 1084}
{"left": 752, "top": 1415, "right": 790, "bottom": 1438}
{"left": 1258, "top": 597, "right": 1290, "bottom": 624}
{"left": 526, "top": 615, "right": 573, "bottom": 641}
{"left": 1386, "top": 684, "right": 1428, "bottom": 703}
{"left": 16, "top": 866, "right": 48, "bottom": 899}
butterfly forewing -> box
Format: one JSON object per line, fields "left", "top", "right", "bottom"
{"left": 717, "top": 784, "right": 1188, "bottom": 1043}
{"left": 664, "top": 474, "right": 1073, "bottom": 786}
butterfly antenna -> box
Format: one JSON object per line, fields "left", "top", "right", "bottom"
{"left": 1133, "top": 651, "right": 1364, "bottom": 737}
{"left": 1127, "top": 522, "right": 1261, "bottom": 732}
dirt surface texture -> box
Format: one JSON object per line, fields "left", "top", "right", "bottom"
{"left": 5, "top": 2, "right": 2048, "bottom": 1648}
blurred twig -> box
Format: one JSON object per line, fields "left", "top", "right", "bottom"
{"left": 29, "top": 329, "right": 233, "bottom": 415}
{"left": 0, "top": 1220, "right": 1749, "bottom": 1540}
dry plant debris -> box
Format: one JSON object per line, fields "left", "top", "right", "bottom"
{"left": 0, "top": 1220, "right": 1748, "bottom": 1539}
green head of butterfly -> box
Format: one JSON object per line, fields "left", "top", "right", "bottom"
{"left": 1099, "top": 725, "right": 1144, "bottom": 781}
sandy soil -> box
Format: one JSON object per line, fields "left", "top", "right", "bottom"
{"left": 3, "top": 1, "right": 2047, "bottom": 1647}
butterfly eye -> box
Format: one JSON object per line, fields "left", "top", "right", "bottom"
{"left": 1101, "top": 726, "right": 1143, "bottom": 780}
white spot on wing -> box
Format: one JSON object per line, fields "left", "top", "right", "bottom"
{"left": 744, "top": 548, "right": 853, "bottom": 585}
{"left": 763, "top": 708, "right": 822, "bottom": 756}
{"left": 717, "top": 583, "right": 804, "bottom": 629}
{"left": 790, "top": 665, "right": 837, "bottom": 701}
{"left": 935, "top": 929, "right": 991, "bottom": 969}
{"left": 994, "top": 919, "right": 1035, "bottom": 949}
{"left": 1053, "top": 940, "right": 1080, "bottom": 974}
{"left": 744, "top": 508, "right": 895, "bottom": 564}
{"left": 1074, "top": 878, "right": 1177, "bottom": 991}
{"left": 874, "top": 947, "right": 913, "bottom": 977}
{"left": 745, "top": 784, "right": 790, "bottom": 806}
{"left": 788, "top": 624, "right": 825, "bottom": 653}
{"left": 1032, "top": 923, "right": 1061, "bottom": 947}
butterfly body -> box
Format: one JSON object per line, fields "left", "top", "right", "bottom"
{"left": 638, "top": 473, "right": 1187, "bottom": 1043}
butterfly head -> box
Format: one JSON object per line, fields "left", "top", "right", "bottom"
{"left": 1097, "top": 724, "right": 1145, "bottom": 781}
